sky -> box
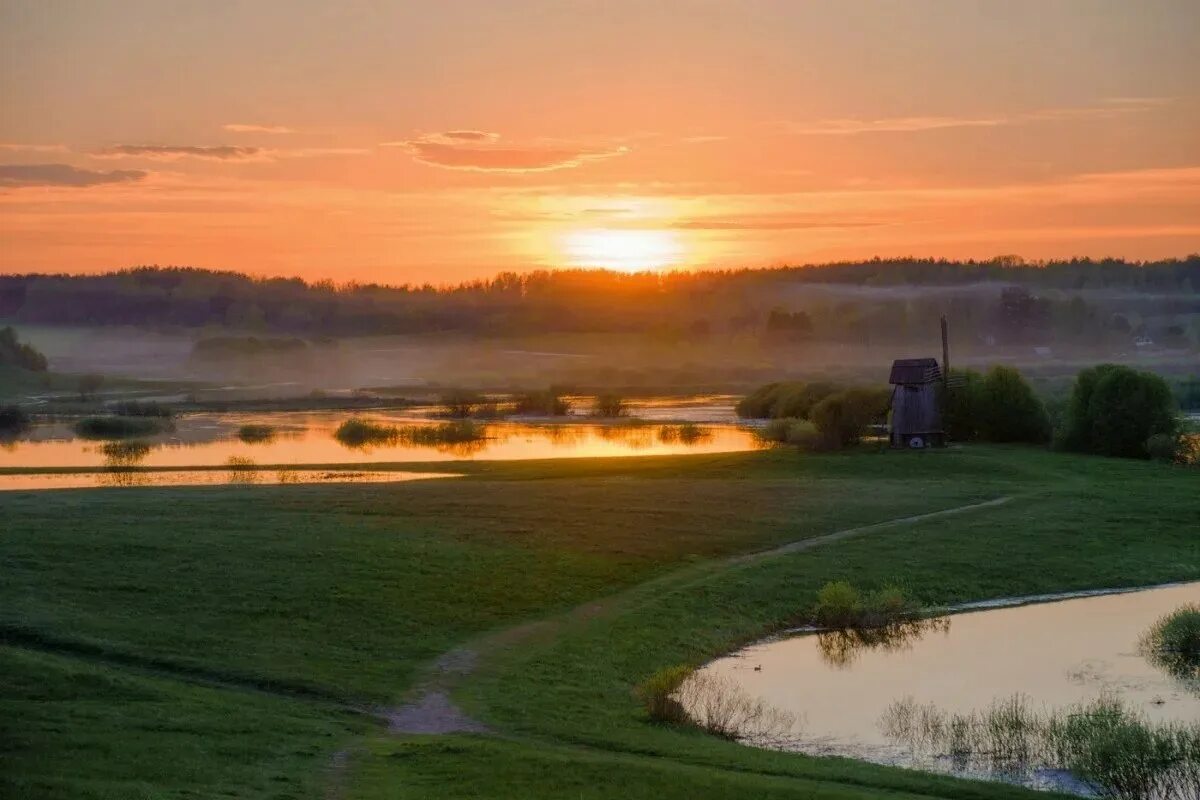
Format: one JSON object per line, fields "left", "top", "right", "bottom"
{"left": 2, "top": 0, "right": 1199, "bottom": 284}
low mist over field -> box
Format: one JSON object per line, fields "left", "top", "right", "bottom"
{"left": 4, "top": 257, "right": 1198, "bottom": 395}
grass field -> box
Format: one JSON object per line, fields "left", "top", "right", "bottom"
{"left": 3, "top": 446, "right": 1198, "bottom": 799}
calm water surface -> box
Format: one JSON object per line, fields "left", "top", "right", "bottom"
{"left": 0, "top": 407, "right": 760, "bottom": 489}
{"left": 692, "top": 583, "right": 1200, "bottom": 790}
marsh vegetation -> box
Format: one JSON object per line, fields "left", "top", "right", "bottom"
{"left": 73, "top": 415, "right": 173, "bottom": 439}
{"left": 1141, "top": 605, "right": 1200, "bottom": 681}
{"left": 881, "top": 694, "right": 1200, "bottom": 800}
{"left": 236, "top": 424, "right": 277, "bottom": 443}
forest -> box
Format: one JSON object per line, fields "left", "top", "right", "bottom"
{"left": 1, "top": 257, "right": 1198, "bottom": 346}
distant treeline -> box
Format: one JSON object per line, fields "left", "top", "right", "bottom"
{"left": 1, "top": 257, "right": 1198, "bottom": 341}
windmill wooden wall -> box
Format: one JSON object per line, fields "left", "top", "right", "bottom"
{"left": 889, "top": 358, "right": 945, "bottom": 448}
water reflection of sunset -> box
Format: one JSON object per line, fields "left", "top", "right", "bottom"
{"left": 0, "top": 415, "right": 760, "bottom": 473}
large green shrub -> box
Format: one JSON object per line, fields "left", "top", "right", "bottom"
{"left": 735, "top": 382, "right": 792, "bottom": 418}
{"left": 770, "top": 382, "right": 838, "bottom": 419}
{"left": 755, "top": 417, "right": 822, "bottom": 449}
{"left": 976, "top": 366, "right": 1051, "bottom": 444}
{"left": 1072, "top": 365, "right": 1178, "bottom": 458}
{"left": 810, "top": 386, "right": 890, "bottom": 448}
{"left": 941, "top": 368, "right": 984, "bottom": 441}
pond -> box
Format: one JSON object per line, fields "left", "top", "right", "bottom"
{"left": 689, "top": 582, "right": 1200, "bottom": 794}
{"left": 0, "top": 409, "right": 761, "bottom": 489}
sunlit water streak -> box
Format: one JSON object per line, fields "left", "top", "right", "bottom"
{"left": 0, "top": 409, "right": 761, "bottom": 480}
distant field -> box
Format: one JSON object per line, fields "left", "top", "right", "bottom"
{"left": 3, "top": 447, "right": 1198, "bottom": 799}
{"left": 6, "top": 322, "right": 1198, "bottom": 398}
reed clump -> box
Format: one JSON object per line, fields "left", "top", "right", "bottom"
{"left": 1140, "top": 604, "right": 1200, "bottom": 680}
{"left": 74, "top": 415, "right": 171, "bottom": 440}
{"left": 657, "top": 423, "right": 711, "bottom": 445}
{"left": 236, "top": 424, "right": 276, "bottom": 444}
{"left": 812, "top": 581, "right": 919, "bottom": 629}
{"left": 881, "top": 693, "right": 1200, "bottom": 799}
{"left": 100, "top": 440, "right": 152, "bottom": 468}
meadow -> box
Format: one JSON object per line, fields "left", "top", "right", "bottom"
{"left": 3, "top": 446, "right": 1199, "bottom": 799}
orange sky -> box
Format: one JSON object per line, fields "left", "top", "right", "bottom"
{"left": 2, "top": 0, "right": 1199, "bottom": 283}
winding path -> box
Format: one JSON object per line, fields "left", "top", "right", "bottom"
{"left": 384, "top": 494, "right": 1015, "bottom": 734}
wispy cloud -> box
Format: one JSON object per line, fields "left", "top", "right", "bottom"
{"left": 0, "top": 143, "right": 69, "bottom": 154}
{"left": 93, "top": 145, "right": 264, "bottom": 161}
{"left": 222, "top": 123, "right": 296, "bottom": 134}
{"left": 384, "top": 132, "right": 629, "bottom": 173}
{"left": 789, "top": 116, "right": 1004, "bottom": 135}
{"left": 672, "top": 214, "right": 891, "bottom": 231}
{"left": 0, "top": 163, "right": 147, "bottom": 188}
{"left": 91, "top": 144, "right": 369, "bottom": 162}
{"left": 439, "top": 130, "right": 498, "bottom": 142}
{"left": 788, "top": 97, "right": 1173, "bottom": 136}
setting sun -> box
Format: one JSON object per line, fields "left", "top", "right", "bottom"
{"left": 561, "top": 228, "right": 684, "bottom": 272}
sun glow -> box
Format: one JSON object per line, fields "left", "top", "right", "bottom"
{"left": 561, "top": 228, "right": 684, "bottom": 272}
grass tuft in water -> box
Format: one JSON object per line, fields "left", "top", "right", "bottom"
{"left": 74, "top": 415, "right": 171, "bottom": 440}
{"left": 236, "top": 424, "right": 276, "bottom": 444}
{"left": 657, "top": 423, "right": 711, "bottom": 445}
{"left": 1140, "top": 604, "right": 1200, "bottom": 681}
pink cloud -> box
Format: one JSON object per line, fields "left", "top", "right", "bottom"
{"left": 384, "top": 132, "right": 628, "bottom": 173}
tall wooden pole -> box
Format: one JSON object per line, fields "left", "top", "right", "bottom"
{"left": 940, "top": 315, "right": 950, "bottom": 384}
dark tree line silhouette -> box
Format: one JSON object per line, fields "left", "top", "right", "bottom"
{"left": 0, "top": 256, "right": 1197, "bottom": 343}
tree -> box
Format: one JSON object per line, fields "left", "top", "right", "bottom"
{"left": 976, "top": 366, "right": 1051, "bottom": 444}
{"left": 1068, "top": 365, "right": 1179, "bottom": 458}
{"left": 0, "top": 326, "right": 48, "bottom": 372}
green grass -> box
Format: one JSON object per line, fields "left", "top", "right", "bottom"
{"left": 2, "top": 445, "right": 1198, "bottom": 798}
{"left": 0, "top": 645, "right": 363, "bottom": 800}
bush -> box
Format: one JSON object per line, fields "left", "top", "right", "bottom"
{"left": 755, "top": 418, "right": 822, "bottom": 450}
{"left": 0, "top": 404, "right": 30, "bottom": 433}
{"left": 657, "top": 423, "right": 710, "bottom": 445}
{"left": 735, "top": 382, "right": 788, "bottom": 419}
{"left": 1062, "top": 364, "right": 1179, "bottom": 459}
{"left": 513, "top": 390, "right": 571, "bottom": 416}
{"left": 237, "top": 424, "right": 276, "bottom": 443}
{"left": 770, "top": 382, "right": 838, "bottom": 420}
{"left": 735, "top": 381, "right": 838, "bottom": 420}
{"left": 813, "top": 581, "right": 863, "bottom": 628}
{"left": 592, "top": 393, "right": 627, "bottom": 418}
{"left": 1140, "top": 604, "right": 1200, "bottom": 680}
{"left": 0, "top": 326, "right": 48, "bottom": 372}
{"left": 333, "top": 418, "right": 397, "bottom": 447}
{"left": 812, "top": 581, "right": 917, "bottom": 629}
{"left": 438, "top": 389, "right": 482, "bottom": 418}
{"left": 635, "top": 664, "right": 693, "bottom": 724}
{"left": 941, "top": 368, "right": 984, "bottom": 441}
{"left": 1146, "top": 433, "right": 1181, "bottom": 463}
{"left": 100, "top": 440, "right": 152, "bottom": 467}
{"left": 810, "top": 386, "right": 890, "bottom": 448}
{"left": 396, "top": 421, "right": 485, "bottom": 446}
{"left": 976, "top": 365, "right": 1051, "bottom": 444}
{"left": 74, "top": 416, "right": 169, "bottom": 440}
